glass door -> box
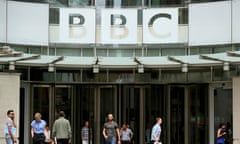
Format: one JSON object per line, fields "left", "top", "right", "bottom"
{"left": 214, "top": 88, "right": 232, "bottom": 143}
{"left": 170, "top": 86, "right": 185, "bottom": 144}
{"left": 31, "top": 85, "right": 52, "bottom": 125}
{"left": 188, "top": 86, "right": 209, "bottom": 144}
{"left": 121, "top": 86, "right": 141, "bottom": 144}
{"left": 99, "top": 86, "right": 118, "bottom": 144}
{"left": 54, "top": 86, "right": 72, "bottom": 122}
{"left": 31, "top": 85, "right": 73, "bottom": 143}
{"left": 169, "top": 85, "right": 209, "bottom": 144}
{"left": 75, "top": 86, "right": 95, "bottom": 144}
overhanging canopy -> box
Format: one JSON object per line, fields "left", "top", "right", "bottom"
{"left": 1, "top": 46, "right": 240, "bottom": 70}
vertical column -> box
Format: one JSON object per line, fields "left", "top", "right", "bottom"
{"left": 233, "top": 77, "right": 240, "bottom": 141}
{"left": 0, "top": 73, "right": 20, "bottom": 143}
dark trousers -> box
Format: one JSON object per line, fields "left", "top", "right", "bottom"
{"left": 121, "top": 140, "right": 130, "bottom": 144}
{"left": 57, "top": 139, "right": 69, "bottom": 144}
{"left": 33, "top": 133, "right": 45, "bottom": 144}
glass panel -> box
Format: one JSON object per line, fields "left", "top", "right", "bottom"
{"left": 29, "top": 47, "right": 41, "bottom": 54}
{"left": 100, "top": 87, "right": 117, "bottom": 143}
{"left": 54, "top": 87, "right": 72, "bottom": 122}
{"left": 135, "top": 49, "right": 143, "bottom": 57}
{"left": 145, "top": 48, "right": 160, "bottom": 56}
{"left": 214, "top": 88, "right": 233, "bottom": 143}
{"left": 189, "top": 47, "right": 212, "bottom": 55}
{"left": 145, "top": 85, "right": 166, "bottom": 144}
{"left": 189, "top": 86, "right": 209, "bottom": 144}
{"left": 56, "top": 48, "right": 81, "bottom": 56}
{"left": 109, "top": 49, "right": 133, "bottom": 57}
{"left": 96, "top": 49, "right": 108, "bottom": 56}
{"left": 50, "top": 0, "right": 69, "bottom": 7}
{"left": 82, "top": 48, "right": 94, "bottom": 56}
{"left": 32, "top": 87, "right": 50, "bottom": 124}
{"left": 96, "top": 0, "right": 141, "bottom": 8}
{"left": 145, "top": 0, "right": 183, "bottom": 7}
{"left": 170, "top": 87, "right": 184, "bottom": 144}
{"left": 161, "top": 70, "right": 186, "bottom": 82}
{"left": 213, "top": 46, "right": 233, "bottom": 53}
{"left": 75, "top": 86, "right": 95, "bottom": 144}
{"left": 121, "top": 87, "right": 140, "bottom": 144}
{"left": 179, "top": 8, "right": 188, "bottom": 25}
{"left": 30, "top": 68, "right": 54, "bottom": 81}
{"left": 14, "top": 0, "right": 48, "bottom": 3}
{"left": 11, "top": 45, "right": 29, "bottom": 53}
{"left": 49, "top": 8, "right": 59, "bottom": 24}
{"left": 49, "top": 48, "right": 56, "bottom": 55}
{"left": 162, "top": 48, "right": 185, "bottom": 56}
{"left": 69, "top": 0, "right": 93, "bottom": 7}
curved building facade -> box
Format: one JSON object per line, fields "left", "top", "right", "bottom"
{"left": 0, "top": 0, "right": 240, "bottom": 144}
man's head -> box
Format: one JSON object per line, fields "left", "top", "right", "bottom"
{"left": 59, "top": 111, "right": 65, "bottom": 117}
{"left": 107, "top": 114, "right": 114, "bottom": 121}
{"left": 34, "top": 112, "right": 42, "bottom": 121}
{"left": 156, "top": 117, "right": 162, "bottom": 125}
{"left": 7, "top": 110, "right": 14, "bottom": 119}
{"left": 84, "top": 121, "right": 89, "bottom": 127}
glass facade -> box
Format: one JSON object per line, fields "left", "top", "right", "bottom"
{"left": 0, "top": 1, "right": 237, "bottom": 144}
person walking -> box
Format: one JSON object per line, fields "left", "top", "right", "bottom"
{"left": 4, "top": 110, "right": 17, "bottom": 144}
{"left": 102, "top": 113, "right": 121, "bottom": 144}
{"left": 120, "top": 123, "right": 133, "bottom": 144}
{"left": 216, "top": 123, "right": 227, "bottom": 144}
{"left": 150, "top": 117, "right": 162, "bottom": 144}
{"left": 52, "top": 111, "right": 72, "bottom": 144}
{"left": 31, "top": 112, "right": 47, "bottom": 144}
{"left": 81, "top": 120, "right": 92, "bottom": 144}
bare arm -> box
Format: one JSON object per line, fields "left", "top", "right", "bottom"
{"left": 8, "top": 125, "right": 14, "bottom": 141}
{"left": 103, "top": 128, "right": 107, "bottom": 139}
{"left": 116, "top": 128, "right": 121, "bottom": 141}
{"left": 217, "top": 129, "right": 226, "bottom": 138}
{"left": 31, "top": 127, "right": 34, "bottom": 138}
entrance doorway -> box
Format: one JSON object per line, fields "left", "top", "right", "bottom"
{"left": 30, "top": 84, "right": 209, "bottom": 144}
{"left": 74, "top": 85, "right": 148, "bottom": 144}
{"left": 169, "top": 85, "right": 209, "bottom": 144}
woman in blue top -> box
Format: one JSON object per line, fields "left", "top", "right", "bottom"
{"left": 216, "top": 123, "right": 227, "bottom": 144}
{"left": 31, "top": 112, "right": 47, "bottom": 144}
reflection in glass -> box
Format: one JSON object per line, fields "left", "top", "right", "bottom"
{"left": 214, "top": 88, "right": 232, "bottom": 143}
{"left": 189, "top": 86, "right": 209, "bottom": 144}
{"left": 69, "top": 0, "right": 93, "bottom": 6}
{"left": 122, "top": 87, "right": 140, "bottom": 144}
{"left": 145, "top": 86, "right": 166, "bottom": 144}
{"left": 33, "top": 87, "right": 50, "bottom": 124}
{"left": 55, "top": 87, "right": 72, "bottom": 121}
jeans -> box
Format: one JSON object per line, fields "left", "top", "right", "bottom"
{"left": 6, "top": 137, "right": 13, "bottom": 144}
{"left": 105, "top": 137, "right": 116, "bottom": 144}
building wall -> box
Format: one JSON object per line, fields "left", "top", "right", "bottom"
{"left": 233, "top": 77, "right": 240, "bottom": 142}
{"left": 0, "top": 73, "right": 20, "bottom": 144}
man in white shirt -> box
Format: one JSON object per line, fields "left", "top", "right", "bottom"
{"left": 4, "top": 110, "right": 17, "bottom": 144}
{"left": 151, "top": 117, "right": 162, "bottom": 144}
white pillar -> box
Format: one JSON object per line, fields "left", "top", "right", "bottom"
{"left": 233, "top": 77, "right": 240, "bottom": 141}
{"left": 0, "top": 73, "right": 20, "bottom": 144}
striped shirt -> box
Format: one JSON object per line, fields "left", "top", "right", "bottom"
{"left": 120, "top": 128, "right": 133, "bottom": 141}
{"left": 81, "top": 126, "right": 92, "bottom": 141}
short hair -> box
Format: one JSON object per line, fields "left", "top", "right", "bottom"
{"left": 156, "top": 117, "right": 162, "bottom": 122}
{"left": 7, "top": 110, "right": 14, "bottom": 115}
{"left": 34, "top": 112, "right": 42, "bottom": 118}
{"left": 59, "top": 111, "right": 65, "bottom": 117}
